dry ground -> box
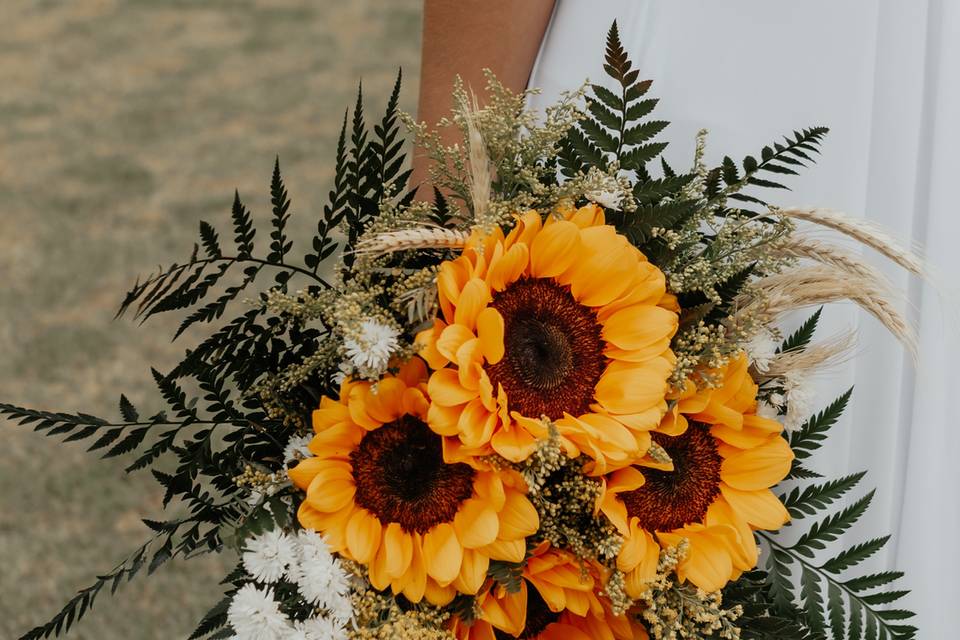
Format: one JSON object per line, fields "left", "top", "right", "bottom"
{"left": 0, "top": 1, "right": 421, "bottom": 637}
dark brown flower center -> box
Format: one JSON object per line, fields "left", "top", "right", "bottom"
{"left": 486, "top": 278, "right": 605, "bottom": 420}
{"left": 620, "top": 424, "right": 722, "bottom": 531}
{"left": 351, "top": 416, "right": 475, "bottom": 533}
{"left": 494, "top": 584, "right": 559, "bottom": 640}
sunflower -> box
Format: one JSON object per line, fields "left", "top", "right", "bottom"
{"left": 599, "top": 353, "right": 794, "bottom": 594}
{"left": 288, "top": 357, "right": 539, "bottom": 606}
{"left": 450, "top": 544, "right": 647, "bottom": 640}
{"left": 417, "top": 204, "right": 678, "bottom": 469}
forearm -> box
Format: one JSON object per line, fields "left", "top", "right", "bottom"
{"left": 412, "top": 0, "right": 556, "bottom": 194}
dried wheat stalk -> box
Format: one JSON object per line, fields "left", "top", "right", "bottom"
{"left": 353, "top": 227, "right": 469, "bottom": 255}
{"left": 464, "top": 91, "right": 492, "bottom": 222}
{"left": 779, "top": 208, "right": 924, "bottom": 276}
{"left": 738, "top": 265, "right": 918, "bottom": 359}
{"left": 761, "top": 330, "right": 858, "bottom": 380}
{"left": 775, "top": 235, "right": 891, "bottom": 282}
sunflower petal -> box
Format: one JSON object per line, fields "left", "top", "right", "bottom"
{"left": 720, "top": 435, "right": 794, "bottom": 490}
{"left": 345, "top": 508, "right": 382, "bottom": 564}
{"left": 454, "top": 498, "right": 500, "bottom": 548}
{"left": 476, "top": 307, "right": 505, "bottom": 364}
{"left": 530, "top": 221, "right": 580, "bottom": 278}
{"left": 422, "top": 523, "right": 463, "bottom": 585}
{"left": 384, "top": 522, "right": 414, "bottom": 578}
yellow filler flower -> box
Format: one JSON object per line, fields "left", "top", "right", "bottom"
{"left": 289, "top": 358, "right": 539, "bottom": 606}
{"left": 450, "top": 544, "right": 647, "bottom": 640}
{"left": 599, "top": 353, "right": 794, "bottom": 594}
{"left": 418, "top": 205, "right": 678, "bottom": 468}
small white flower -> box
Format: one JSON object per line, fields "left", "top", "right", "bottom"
{"left": 290, "top": 530, "right": 353, "bottom": 623}
{"left": 745, "top": 328, "right": 778, "bottom": 374}
{"left": 331, "top": 361, "right": 352, "bottom": 385}
{"left": 783, "top": 371, "right": 814, "bottom": 431}
{"left": 342, "top": 319, "right": 399, "bottom": 372}
{"left": 584, "top": 188, "right": 623, "bottom": 210}
{"left": 242, "top": 529, "right": 297, "bottom": 584}
{"left": 287, "top": 616, "right": 348, "bottom": 640}
{"left": 283, "top": 434, "right": 313, "bottom": 466}
{"left": 756, "top": 400, "right": 781, "bottom": 420}
{"left": 228, "top": 584, "right": 292, "bottom": 640}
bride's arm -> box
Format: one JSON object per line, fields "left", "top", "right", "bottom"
{"left": 411, "top": 0, "right": 556, "bottom": 197}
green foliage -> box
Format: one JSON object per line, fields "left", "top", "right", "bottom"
{"left": 788, "top": 389, "right": 853, "bottom": 479}
{"left": 488, "top": 559, "right": 526, "bottom": 594}
{"left": 6, "top": 70, "right": 413, "bottom": 640}
{"left": 755, "top": 392, "right": 916, "bottom": 640}
{"left": 714, "top": 127, "right": 829, "bottom": 206}
{"left": 780, "top": 308, "right": 824, "bottom": 354}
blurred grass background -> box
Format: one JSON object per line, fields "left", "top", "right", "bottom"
{"left": 0, "top": 1, "right": 422, "bottom": 637}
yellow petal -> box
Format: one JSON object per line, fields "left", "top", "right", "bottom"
{"left": 719, "top": 484, "right": 790, "bottom": 530}
{"left": 454, "top": 278, "right": 491, "bottom": 331}
{"left": 617, "top": 519, "right": 658, "bottom": 576}
{"left": 602, "top": 305, "right": 678, "bottom": 351}
{"left": 497, "top": 490, "right": 539, "bottom": 540}
{"left": 476, "top": 307, "right": 505, "bottom": 364}
{"left": 298, "top": 504, "right": 353, "bottom": 551}
{"left": 368, "top": 542, "right": 392, "bottom": 590}
{"left": 437, "top": 323, "right": 477, "bottom": 362}
{"left": 595, "top": 361, "right": 671, "bottom": 414}
{"left": 487, "top": 243, "right": 528, "bottom": 292}
{"left": 455, "top": 398, "right": 495, "bottom": 448}
{"left": 422, "top": 523, "right": 464, "bottom": 585}
{"left": 345, "top": 508, "right": 382, "bottom": 564}
{"left": 305, "top": 472, "right": 356, "bottom": 513}
{"left": 474, "top": 471, "right": 506, "bottom": 511}
{"left": 669, "top": 526, "right": 740, "bottom": 592}
{"left": 481, "top": 538, "right": 526, "bottom": 563}
{"left": 423, "top": 579, "right": 457, "bottom": 606}
{"left": 453, "top": 548, "right": 489, "bottom": 595}
{"left": 312, "top": 397, "right": 352, "bottom": 432}
{"left": 504, "top": 209, "right": 542, "bottom": 251}
{"left": 569, "top": 203, "right": 604, "bottom": 227}
{"left": 491, "top": 421, "right": 539, "bottom": 462}
{"left": 720, "top": 435, "right": 794, "bottom": 490}
{"left": 287, "top": 456, "right": 327, "bottom": 490}
{"left": 427, "top": 401, "right": 463, "bottom": 437}
{"left": 384, "top": 522, "right": 414, "bottom": 578}
{"left": 362, "top": 377, "right": 407, "bottom": 424}
{"left": 402, "top": 534, "right": 428, "bottom": 603}
{"left": 454, "top": 498, "right": 500, "bottom": 548}
{"left": 427, "top": 368, "right": 478, "bottom": 407}
{"left": 530, "top": 221, "right": 580, "bottom": 277}
{"left": 482, "top": 583, "right": 527, "bottom": 636}
{"left": 566, "top": 228, "right": 634, "bottom": 306}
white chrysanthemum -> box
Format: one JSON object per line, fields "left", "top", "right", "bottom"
{"left": 242, "top": 529, "right": 297, "bottom": 584}
{"left": 746, "top": 328, "right": 778, "bottom": 374}
{"left": 287, "top": 616, "right": 348, "bottom": 640}
{"left": 783, "top": 371, "right": 814, "bottom": 431}
{"left": 228, "top": 584, "right": 292, "bottom": 640}
{"left": 283, "top": 434, "right": 313, "bottom": 466}
{"left": 342, "top": 319, "right": 399, "bottom": 371}
{"left": 290, "top": 530, "right": 353, "bottom": 622}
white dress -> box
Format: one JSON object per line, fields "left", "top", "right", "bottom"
{"left": 529, "top": 1, "right": 959, "bottom": 632}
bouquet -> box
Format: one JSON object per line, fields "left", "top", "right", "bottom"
{"left": 3, "top": 23, "right": 920, "bottom": 640}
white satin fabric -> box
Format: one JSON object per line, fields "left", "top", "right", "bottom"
{"left": 529, "top": 1, "right": 959, "bottom": 633}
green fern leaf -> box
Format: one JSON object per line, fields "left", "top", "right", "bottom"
{"left": 821, "top": 536, "right": 890, "bottom": 574}
{"left": 780, "top": 308, "right": 823, "bottom": 353}
{"left": 780, "top": 471, "right": 866, "bottom": 518}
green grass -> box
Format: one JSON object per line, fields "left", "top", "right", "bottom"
{"left": 0, "top": 1, "right": 422, "bottom": 637}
